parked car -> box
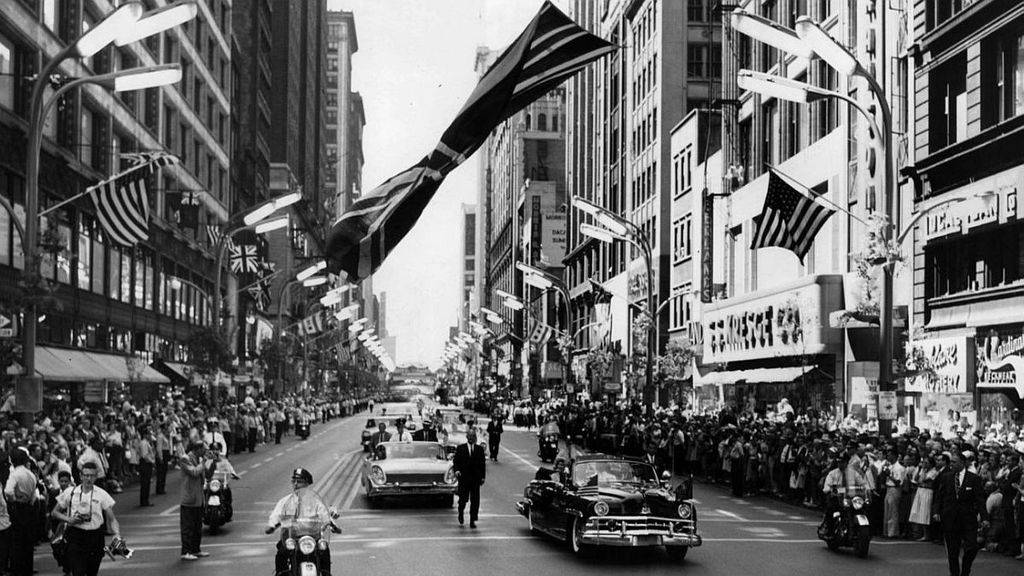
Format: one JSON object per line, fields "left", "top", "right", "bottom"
{"left": 362, "top": 441, "right": 457, "bottom": 506}
{"left": 516, "top": 454, "right": 701, "bottom": 561}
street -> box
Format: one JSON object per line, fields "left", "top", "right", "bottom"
{"left": 32, "top": 413, "right": 1012, "bottom": 576}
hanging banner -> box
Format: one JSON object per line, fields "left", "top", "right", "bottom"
{"left": 701, "top": 189, "right": 713, "bottom": 303}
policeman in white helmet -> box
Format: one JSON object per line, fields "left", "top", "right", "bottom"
{"left": 266, "top": 468, "right": 341, "bottom": 574}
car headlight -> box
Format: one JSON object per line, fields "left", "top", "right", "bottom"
{"left": 370, "top": 466, "right": 387, "bottom": 485}
{"left": 444, "top": 467, "right": 457, "bottom": 484}
{"left": 851, "top": 496, "right": 865, "bottom": 510}
{"left": 298, "top": 535, "right": 317, "bottom": 555}
{"left": 284, "top": 538, "right": 296, "bottom": 551}
{"left": 209, "top": 479, "right": 222, "bottom": 492}
{"left": 318, "top": 539, "right": 329, "bottom": 550}
{"left": 677, "top": 504, "right": 692, "bottom": 519}
{"left": 593, "top": 501, "right": 609, "bottom": 516}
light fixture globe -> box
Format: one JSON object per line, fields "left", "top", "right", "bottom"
{"left": 115, "top": 1, "right": 199, "bottom": 47}
{"left": 731, "top": 9, "right": 814, "bottom": 58}
{"left": 75, "top": 2, "right": 143, "bottom": 58}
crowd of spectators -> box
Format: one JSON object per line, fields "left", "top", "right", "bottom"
{"left": 494, "top": 397, "right": 1024, "bottom": 559}
{"left": 0, "top": 389, "right": 373, "bottom": 571}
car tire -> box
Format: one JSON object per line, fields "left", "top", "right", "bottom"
{"left": 666, "top": 546, "right": 688, "bottom": 562}
{"left": 568, "top": 517, "right": 592, "bottom": 557}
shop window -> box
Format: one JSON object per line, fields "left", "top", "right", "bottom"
{"left": 926, "top": 223, "right": 1022, "bottom": 298}
{"left": 982, "top": 25, "right": 1024, "bottom": 128}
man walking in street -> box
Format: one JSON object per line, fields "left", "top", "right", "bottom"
{"left": 179, "top": 443, "right": 210, "bottom": 561}
{"left": 155, "top": 424, "right": 171, "bottom": 496}
{"left": 932, "top": 451, "right": 989, "bottom": 576}
{"left": 487, "top": 416, "right": 503, "bottom": 462}
{"left": 453, "top": 429, "right": 486, "bottom": 529}
{"left": 137, "top": 427, "right": 156, "bottom": 507}
{"left": 244, "top": 409, "right": 260, "bottom": 453}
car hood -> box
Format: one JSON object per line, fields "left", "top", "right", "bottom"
{"left": 373, "top": 458, "right": 451, "bottom": 474}
{"left": 577, "top": 484, "right": 677, "bottom": 516}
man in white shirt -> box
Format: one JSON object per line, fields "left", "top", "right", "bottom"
{"left": 881, "top": 449, "right": 906, "bottom": 538}
{"left": 394, "top": 421, "right": 414, "bottom": 443}
{"left": 265, "top": 469, "right": 340, "bottom": 575}
{"left": 5, "top": 448, "right": 39, "bottom": 576}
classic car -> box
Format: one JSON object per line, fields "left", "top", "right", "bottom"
{"left": 437, "top": 420, "right": 486, "bottom": 456}
{"left": 360, "top": 414, "right": 420, "bottom": 451}
{"left": 362, "top": 441, "right": 457, "bottom": 506}
{"left": 515, "top": 454, "right": 701, "bottom": 560}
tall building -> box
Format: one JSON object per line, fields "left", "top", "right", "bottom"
{"left": 325, "top": 10, "right": 363, "bottom": 216}
{"left": 462, "top": 204, "right": 476, "bottom": 309}
{"left": 564, "top": 0, "right": 720, "bottom": 402}
{"left": 0, "top": 1, "right": 231, "bottom": 399}
{"left": 909, "top": 0, "right": 1024, "bottom": 428}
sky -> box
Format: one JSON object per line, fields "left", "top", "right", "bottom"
{"left": 329, "top": 0, "right": 552, "bottom": 369}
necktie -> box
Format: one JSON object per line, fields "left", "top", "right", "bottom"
{"left": 955, "top": 473, "right": 962, "bottom": 498}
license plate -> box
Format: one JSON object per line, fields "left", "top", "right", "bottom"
{"left": 207, "top": 496, "right": 221, "bottom": 506}
{"left": 855, "top": 515, "right": 869, "bottom": 526}
{"left": 300, "top": 562, "right": 318, "bottom": 576}
{"left": 633, "top": 535, "right": 660, "bottom": 546}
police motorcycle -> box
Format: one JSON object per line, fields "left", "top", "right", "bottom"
{"left": 269, "top": 515, "right": 340, "bottom": 576}
{"left": 818, "top": 485, "right": 872, "bottom": 557}
{"left": 203, "top": 471, "right": 233, "bottom": 532}
{"left": 296, "top": 412, "right": 311, "bottom": 440}
{"left": 538, "top": 434, "right": 560, "bottom": 463}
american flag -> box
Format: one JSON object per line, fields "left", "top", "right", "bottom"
{"left": 298, "top": 311, "right": 325, "bottom": 337}
{"left": 229, "top": 244, "right": 260, "bottom": 273}
{"left": 90, "top": 171, "right": 150, "bottom": 247}
{"left": 325, "top": 1, "right": 616, "bottom": 280}
{"left": 750, "top": 170, "right": 836, "bottom": 263}
{"left": 120, "top": 151, "right": 180, "bottom": 172}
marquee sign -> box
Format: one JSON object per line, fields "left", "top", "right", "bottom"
{"left": 977, "top": 330, "right": 1024, "bottom": 399}
{"left": 906, "top": 337, "right": 971, "bottom": 394}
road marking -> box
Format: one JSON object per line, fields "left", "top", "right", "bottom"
{"left": 262, "top": 457, "right": 274, "bottom": 463}
{"left": 238, "top": 470, "right": 249, "bottom": 476}
{"left": 250, "top": 462, "right": 262, "bottom": 469}
{"left": 501, "top": 445, "right": 537, "bottom": 469}
{"left": 714, "top": 509, "right": 746, "bottom": 521}
{"left": 158, "top": 504, "right": 180, "bottom": 517}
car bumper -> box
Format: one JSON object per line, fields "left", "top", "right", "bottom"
{"left": 366, "top": 483, "right": 458, "bottom": 497}
{"left": 579, "top": 516, "right": 702, "bottom": 548}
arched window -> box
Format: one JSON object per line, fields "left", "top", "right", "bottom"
{"left": 552, "top": 114, "right": 558, "bottom": 131}
{"left": 537, "top": 113, "right": 548, "bottom": 131}
{"left": 525, "top": 113, "right": 532, "bottom": 129}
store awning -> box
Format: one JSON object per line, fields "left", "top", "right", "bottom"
{"left": 696, "top": 367, "right": 826, "bottom": 386}
{"left": 150, "top": 361, "right": 192, "bottom": 386}
{"left": 10, "top": 347, "right": 169, "bottom": 383}
{"left": 967, "top": 296, "right": 1024, "bottom": 327}
{"left": 924, "top": 306, "right": 969, "bottom": 330}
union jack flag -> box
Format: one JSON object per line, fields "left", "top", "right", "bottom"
{"left": 229, "top": 244, "right": 260, "bottom": 273}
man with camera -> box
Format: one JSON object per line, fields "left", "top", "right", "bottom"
{"left": 51, "top": 462, "right": 123, "bottom": 576}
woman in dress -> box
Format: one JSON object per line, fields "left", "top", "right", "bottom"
{"left": 909, "top": 455, "right": 937, "bottom": 541}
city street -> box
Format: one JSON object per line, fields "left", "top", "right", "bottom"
{"left": 33, "top": 413, "right": 1015, "bottom": 576}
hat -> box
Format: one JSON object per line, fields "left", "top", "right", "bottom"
{"left": 292, "top": 468, "right": 313, "bottom": 484}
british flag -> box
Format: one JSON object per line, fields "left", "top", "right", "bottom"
{"left": 229, "top": 244, "right": 260, "bottom": 273}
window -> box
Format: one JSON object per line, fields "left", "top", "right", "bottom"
{"left": 91, "top": 228, "right": 105, "bottom": 295}
{"left": 79, "top": 107, "right": 94, "bottom": 166}
{"left": 929, "top": 51, "right": 967, "bottom": 151}
{"left": 688, "top": 0, "right": 705, "bottom": 22}
{"left": 760, "top": 0, "right": 778, "bottom": 71}
{"left": 43, "top": 0, "right": 60, "bottom": 32}
{"left": 0, "top": 34, "right": 14, "bottom": 110}
{"left": 120, "top": 249, "right": 132, "bottom": 304}
{"left": 984, "top": 29, "right": 1024, "bottom": 126}
{"left": 670, "top": 287, "right": 691, "bottom": 331}
{"left": 817, "top": 0, "right": 833, "bottom": 19}
{"left": 926, "top": 224, "right": 1021, "bottom": 299}
{"left": 672, "top": 215, "right": 692, "bottom": 263}
{"left": 762, "top": 100, "right": 779, "bottom": 168}
{"left": 109, "top": 247, "right": 121, "bottom": 302}
{"left": 538, "top": 113, "right": 547, "bottom": 131}
{"left": 813, "top": 60, "right": 839, "bottom": 140}
{"left": 687, "top": 46, "right": 705, "bottom": 78}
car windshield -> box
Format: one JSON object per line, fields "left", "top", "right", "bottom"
{"left": 572, "top": 460, "right": 658, "bottom": 486}
{"left": 384, "top": 443, "right": 444, "bottom": 459}
{"left": 366, "top": 416, "right": 414, "bottom": 429}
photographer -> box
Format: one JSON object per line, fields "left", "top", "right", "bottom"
{"left": 51, "top": 462, "right": 122, "bottom": 576}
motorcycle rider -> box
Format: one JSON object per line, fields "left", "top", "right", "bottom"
{"left": 538, "top": 416, "right": 562, "bottom": 455}
{"left": 821, "top": 448, "right": 871, "bottom": 536}
{"left": 205, "top": 443, "right": 240, "bottom": 520}
{"left": 265, "top": 468, "right": 341, "bottom": 575}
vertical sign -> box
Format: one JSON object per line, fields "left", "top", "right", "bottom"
{"left": 701, "top": 188, "right": 713, "bottom": 303}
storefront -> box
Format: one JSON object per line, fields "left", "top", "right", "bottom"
{"left": 905, "top": 335, "right": 976, "bottom": 431}
{"left": 698, "top": 274, "right": 845, "bottom": 413}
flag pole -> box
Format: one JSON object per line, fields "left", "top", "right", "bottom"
{"left": 38, "top": 156, "right": 172, "bottom": 218}
{"left": 238, "top": 269, "right": 283, "bottom": 293}
{"left": 765, "top": 164, "right": 869, "bottom": 225}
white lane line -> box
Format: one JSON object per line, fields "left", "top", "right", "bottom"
{"left": 262, "top": 457, "right": 274, "bottom": 463}
{"left": 157, "top": 504, "right": 180, "bottom": 517}
{"left": 501, "top": 445, "right": 537, "bottom": 469}
{"left": 250, "top": 462, "right": 262, "bottom": 469}
{"left": 238, "top": 470, "right": 249, "bottom": 476}
{"left": 714, "top": 508, "right": 746, "bottom": 521}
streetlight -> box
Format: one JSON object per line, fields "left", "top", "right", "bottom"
{"left": 296, "top": 261, "right": 327, "bottom": 282}
{"left": 501, "top": 297, "right": 524, "bottom": 311}
{"left": 570, "top": 195, "right": 657, "bottom": 406}
{"left": 516, "top": 261, "right": 575, "bottom": 397}
{"left": 113, "top": 1, "right": 200, "bottom": 47}
{"left": 302, "top": 276, "right": 327, "bottom": 288}
{"left": 253, "top": 214, "right": 290, "bottom": 235}
{"left": 20, "top": 2, "right": 198, "bottom": 413}
{"left": 733, "top": 12, "right": 898, "bottom": 432}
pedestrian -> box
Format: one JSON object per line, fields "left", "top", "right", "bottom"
{"left": 6, "top": 448, "right": 39, "bottom": 576}
{"left": 274, "top": 405, "right": 285, "bottom": 445}
{"left": 881, "top": 449, "right": 906, "bottom": 538}
{"left": 932, "top": 451, "right": 989, "bottom": 576}
{"left": 50, "top": 462, "right": 122, "bottom": 576}
{"left": 453, "top": 429, "right": 486, "bottom": 529}
{"left": 0, "top": 451, "right": 12, "bottom": 574}
{"left": 155, "top": 424, "right": 170, "bottom": 496}
{"left": 136, "top": 427, "right": 155, "bottom": 507}
{"left": 244, "top": 410, "right": 259, "bottom": 453}
{"left": 486, "top": 416, "right": 503, "bottom": 462}
{"left": 179, "top": 442, "right": 210, "bottom": 561}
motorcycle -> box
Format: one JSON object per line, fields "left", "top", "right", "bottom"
{"left": 271, "top": 517, "right": 340, "bottom": 576}
{"left": 818, "top": 486, "right": 872, "bottom": 557}
{"left": 538, "top": 434, "right": 560, "bottom": 463}
{"left": 203, "top": 472, "right": 233, "bottom": 533}
{"left": 297, "top": 420, "right": 310, "bottom": 440}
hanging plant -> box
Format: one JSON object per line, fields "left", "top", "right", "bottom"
{"left": 586, "top": 346, "right": 614, "bottom": 380}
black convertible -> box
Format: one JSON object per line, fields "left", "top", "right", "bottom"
{"left": 515, "top": 454, "right": 701, "bottom": 560}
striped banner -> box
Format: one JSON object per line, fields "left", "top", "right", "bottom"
{"left": 90, "top": 171, "right": 150, "bottom": 247}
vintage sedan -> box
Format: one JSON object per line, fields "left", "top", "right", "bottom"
{"left": 362, "top": 441, "right": 457, "bottom": 506}
{"left": 515, "top": 455, "right": 701, "bottom": 560}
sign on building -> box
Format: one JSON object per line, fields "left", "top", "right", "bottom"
{"left": 977, "top": 330, "right": 1024, "bottom": 399}
{"left": 906, "top": 337, "right": 972, "bottom": 394}
{"left": 541, "top": 213, "right": 567, "bottom": 264}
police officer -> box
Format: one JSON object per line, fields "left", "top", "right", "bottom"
{"left": 265, "top": 469, "right": 341, "bottom": 575}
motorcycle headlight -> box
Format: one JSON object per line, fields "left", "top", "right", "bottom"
{"left": 851, "top": 496, "right": 865, "bottom": 510}
{"left": 209, "top": 479, "right": 222, "bottom": 492}
{"left": 593, "top": 501, "right": 609, "bottom": 517}
{"left": 444, "top": 467, "right": 457, "bottom": 484}
{"left": 677, "top": 504, "right": 692, "bottom": 519}
{"left": 284, "top": 538, "right": 296, "bottom": 551}
{"left": 298, "top": 536, "right": 317, "bottom": 555}
{"left": 370, "top": 466, "right": 387, "bottom": 485}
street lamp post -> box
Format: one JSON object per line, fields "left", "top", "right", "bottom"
{"left": 517, "top": 262, "right": 575, "bottom": 399}
{"left": 20, "top": 6, "right": 198, "bottom": 414}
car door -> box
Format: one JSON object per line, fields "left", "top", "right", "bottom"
{"left": 547, "top": 481, "right": 575, "bottom": 539}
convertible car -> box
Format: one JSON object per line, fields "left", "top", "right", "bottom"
{"left": 516, "top": 454, "right": 701, "bottom": 560}
{"left": 362, "top": 441, "right": 457, "bottom": 506}
{"left": 437, "top": 420, "right": 486, "bottom": 456}
{"left": 359, "top": 414, "right": 419, "bottom": 451}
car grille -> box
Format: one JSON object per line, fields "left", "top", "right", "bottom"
{"left": 590, "top": 516, "right": 695, "bottom": 535}
{"left": 388, "top": 473, "right": 443, "bottom": 484}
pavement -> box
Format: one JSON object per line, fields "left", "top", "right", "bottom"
{"left": 31, "top": 414, "right": 1019, "bottom": 575}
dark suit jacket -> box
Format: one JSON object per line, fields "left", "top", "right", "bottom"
{"left": 931, "top": 470, "right": 988, "bottom": 532}
{"left": 453, "top": 442, "right": 486, "bottom": 484}
{"left": 411, "top": 429, "right": 437, "bottom": 442}
{"left": 370, "top": 431, "right": 391, "bottom": 449}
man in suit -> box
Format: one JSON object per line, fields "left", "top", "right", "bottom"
{"left": 486, "top": 417, "right": 504, "bottom": 462}
{"left": 453, "top": 429, "right": 486, "bottom": 528}
{"left": 369, "top": 423, "right": 391, "bottom": 451}
{"left": 932, "top": 451, "right": 989, "bottom": 576}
